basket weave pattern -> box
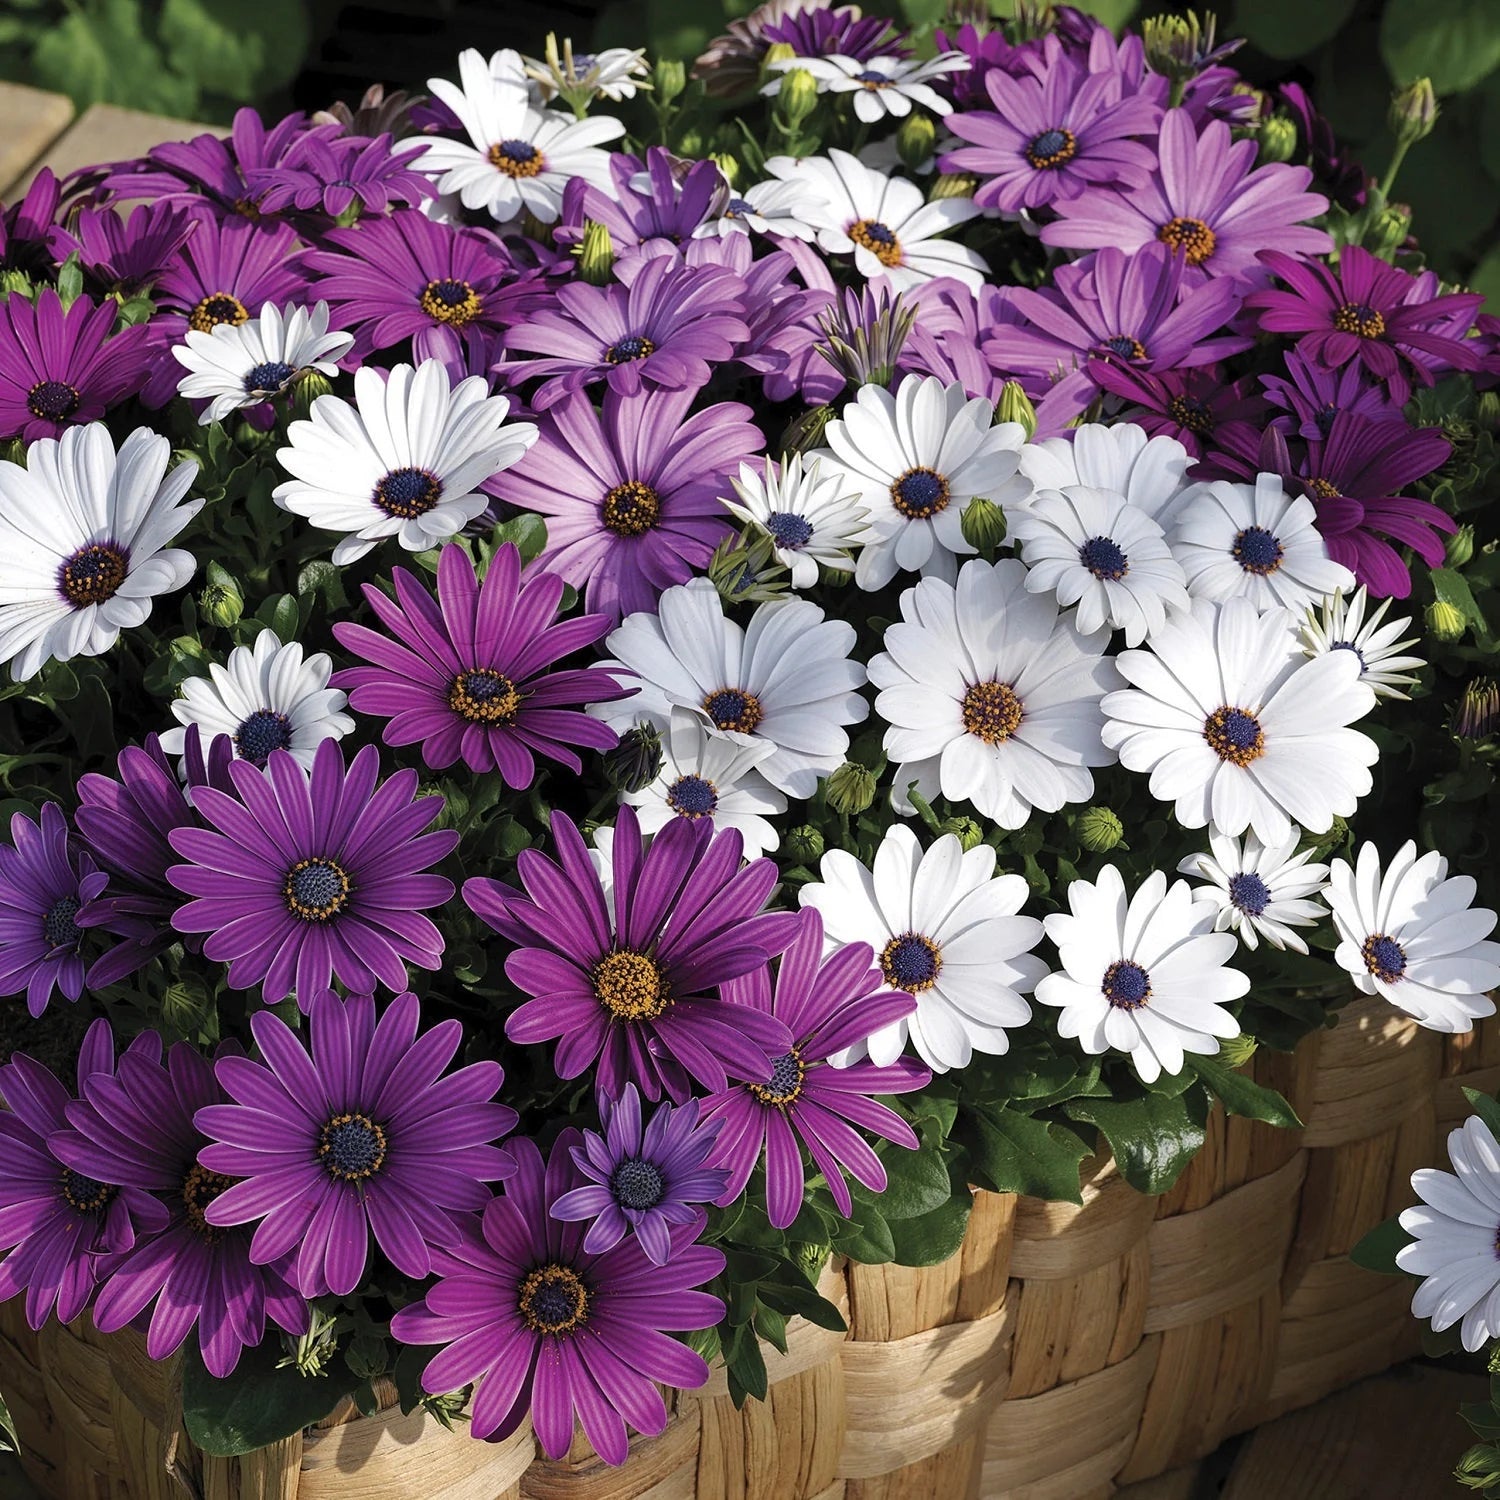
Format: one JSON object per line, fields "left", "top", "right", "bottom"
{"left": 3, "top": 993, "right": 1493, "bottom": 1500}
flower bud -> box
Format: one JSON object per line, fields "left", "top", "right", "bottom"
{"left": 896, "top": 113, "right": 937, "bottom": 172}
{"left": 291, "top": 368, "right": 335, "bottom": 421}
{"left": 1216, "top": 1032, "right": 1259, "bottom": 1069}
{"left": 1478, "top": 391, "right": 1500, "bottom": 432}
{"left": 1366, "top": 202, "right": 1413, "bottom": 259}
{"left": 776, "top": 65, "right": 819, "bottom": 122}
{"left": 574, "top": 219, "right": 615, "bottom": 286}
{"left": 1489, "top": 1343, "right": 1500, "bottom": 1375}
{"left": 161, "top": 977, "right": 215, "bottom": 1039}
{"left": 603, "top": 723, "right": 664, "bottom": 794}
{"left": 199, "top": 581, "right": 244, "bottom": 629}
{"left": 1444, "top": 524, "right": 1475, "bottom": 569}
{"left": 821, "top": 566, "right": 853, "bottom": 587}
{"left": 0, "top": 437, "right": 26, "bottom": 467}
{"left": 938, "top": 815, "right": 984, "bottom": 852}
{"left": 781, "top": 403, "right": 835, "bottom": 455}
{"left": 1078, "top": 805, "right": 1124, "bottom": 852}
{"left": 1426, "top": 599, "right": 1466, "bottom": 643}
{"left": 1256, "top": 114, "right": 1298, "bottom": 165}
{"left": 996, "top": 379, "right": 1037, "bottom": 440}
{"left": 0, "top": 269, "right": 33, "bottom": 298}
{"left": 825, "top": 761, "right": 877, "bottom": 815}
{"left": 960, "top": 495, "right": 1007, "bottom": 552}
{"left": 654, "top": 57, "right": 686, "bottom": 105}
{"left": 1389, "top": 78, "right": 1437, "bottom": 149}
{"left": 929, "top": 171, "right": 978, "bottom": 200}
{"left": 710, "top": 151, "right": 739, "bottom": 187}
{"left": 1455, "top": 677, "right": 1500, "bottom": 741}
{"left": 1454, "top": 1442, "right": 1500, "bottom": 1487}
{"left": 346, "top": 1333, "right": 389, "bottom": 1381}
{"left": 784, "top": 824, "right": 825, "bottom": 863}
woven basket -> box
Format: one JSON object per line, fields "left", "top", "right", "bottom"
{"left": 4, "top": 991, "right": 1494, "bottom": 1500}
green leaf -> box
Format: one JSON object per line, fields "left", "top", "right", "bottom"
{"left": 1380, "top": 0, "right": 1500, "bottom": 97}
{"left": 487, "top": 513, "right": 549, "bottom": 567}
{"left": 964, "top": 1104, "right": 1088, "bottom": 1204}
{"left": 160, "top": 0, "right": 309, "bottom": 99}
{"left": 849, "top": 1142, "right": 950, "bottom": 1221}
{"left": 1432, "top": 568, "right": 1494, "bottom": 643}
{"left": 832, "top": 1197, "right": 895, "bottom": 1263}
{"left": 889, "top": 1187, "right": 972, "bottom": 1267}
{"left": 1186, "top": 1055, "right": 1302, "bottom": 1128}
{"left": 32, "top": 0, "right": 199, "bottom": 117}
{"left": 1237, "top": 0, "right": 1357, "bottom": 60}
{"left": 1350, "top": 1215, "right": 1417, "bottom": 1275}
{"left": 1464, "top": 1087, "right": 1500, "bottom": 1142}
{"left": 0, "top": 1392, "right": 17, "bottom": 1455}
{"left": 757, "top": 1281, "right": 848, "bottom": 1333}
{"left": 1065, "top": 1091, "right": 1208, "bottom": 1196}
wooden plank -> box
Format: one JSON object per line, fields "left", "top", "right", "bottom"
{"left": 13, "top": 102, "right": 226, "bottom": 197}
{"left": 0, "top": 83, "right": 75, "bottom": 199}
{"left": 1114, "top": 1465, "right": 1207, "bottom": 1500}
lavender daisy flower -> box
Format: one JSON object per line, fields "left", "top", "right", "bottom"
{"left": 0, "top": 1021, "right": 167, "bottom": 1329}
{"left": 556, "top": 148, "right": 731, "bottom": 257}
{"left": 499, "top": 257, "right": 751, "bottom": 410}
{"left": 245, "top": 132, "right": 434, "bottom": 220}
{"left": 0, "top": 803, "right": 108, "bottom": 1018}
{"left": 1260, "top": 348, "right": 1401, "bottom": 442}
{"left": 551, "top": 1084, "right": 728, "bottom": 1264}
{"left": 486, "top": 384, "right": 760, "bottom": 624}
{"left": 391, "top": 1132, "right": 725, "bottom": 1462}
{"left": 465, "top": 805, "right": 798, "bottom": 1102}
{"left": 1089, "top": 363, "right": 1267, "bottom": 461}
{"left": 899, "top": 280, "right": 1016, "bottom": 403}
{"left": 1042, "top": 109, "right": 1332, "bottom": 289}
{"left": 0, "top": 291, "right": 151, "bottom": 441}
{"left": 195, "top": 990, "right": 517, "bottom": 1297}
{"left": 53, "top": 202, "right": 197, "bottom": 297}
{"left": 332, "top": 541, "right": 629, "bottom": 783}
{"left": 53, "top": 1041, "right": 310, "bottom": 1376}
{"left": 166, "top": 739, "right": 459, "bottom": 1004}
{"left": 763, "top": 5, "right": 908, "bottom": 64}
{"left": 703, "top": 908, "right": 929, "bottom": 1229}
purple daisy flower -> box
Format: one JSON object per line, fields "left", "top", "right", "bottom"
{"left": 551, "top": 1085, "right": 728, "bottom": 1265}
{"left": 900, "top": 280, "right": 1026, "bottom": 403}
{"left": 195, "top": 990, "right": 517, "bottom": 1298}
{"left": 1042, "top": 108, "right": 1332, "bottom": 289}
{"left": 0, "top": 290, "right": 151, "bottom": 442}
{"left": 244, "top": 132, "right": 434, "bottom": 221}
{"left": 390, "top": 1131, "right": 725, "bottom": 1462}
{"left": 485, "top": 384, "right": 760, "bottom": 624}
{"left": 557, "top": 148, "right": 731, "bottom": 257}
{"left": 1278, "top": 81, "right": 1368, "bottom": 214}
{"left": 941, "top": 50, "right": 1161, "bottom": 213}
{"left": 166, "top": 739, "right": 459, "bottom": 1005}
{"left": 746, "top": 237, "right": 845, "bottom": 406}
{"left": 703, "top": 908, "right": 928, "bottom": 1229}
{"left": 1089, "top": 362, "right": 1267, "bottom": 461}
{"left": 0, "top": 802, "right": 109, "bottom": 1018}
{"left": 764, "top": 5, "right": 908, "bottom": 62}
{"left": 52, "top": 1040, "right": 310, "bottom": 1376}
{"left": 465, "top": 805, "right": 798, "bottom": 1103}
{"left": 52, "top": 202, "right": 197, "bottom": 298}
{"left": 933, "top": 23, "right": 1032, "bottom": 108}
{"left": 331, "top": 541, "right": 629, "bottom": 783}
{"left": 1247, "top": 246, "right": 1483, "bottom": 405}
{"left": 0, "top": 169, "right": 63, "bottom": 279}
{"left": 498, "top": 257, "right": 751, "bottom": 410}
{"left": 0, "top": 1021, "right": 167, "bottom": 1329}
{"left": 1260, "top": 347, "right": 1401, "bottom": 442}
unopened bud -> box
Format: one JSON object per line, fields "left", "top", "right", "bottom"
{"left": 1216, "top": 1032, "right": 1258, "bottom": 1069}
{"left": 960, "top": 495, "right": 1007, "bottom": 552}
{"left": 929, "top": 171, "right": 978, "bottom": 200}
{"left": 0, "top": 269, "right": 33, "bottom": 298}
{"left": 603, "top": 723, "right": 664, "bottom": 793}
{"left": 1078, "top": 805, "right": 1124, "bottom": 852}
{"left": 1445, "top": 524, "right": 1475, "bottom": 569}
{"left": 784, "top": 824, "right": 825, "bottom": 863}
{"left": 161, "top": 978, "right": 214, "bottom": 1038}
{"left": 345, "top": 1334, "right": 388, "bottom": 1381}
{"left": 1426, "top": 599, "right": 1466, "bottom": 643}
{"left": 996, "top": 379, "right": 1037, "bottom": 440}
{"left": 1389, "top": 78, "right": 1437, "bottom": 149}
{"left": 896, "top": 113, "right": 937, "bottom": 173}
{"left": 1455, "top": 678, "right": 1500, "bottom": 741}
{"left": 199, "top": 582, "right": 243, "bottom": 629}
{"left": 825, "top": 761, "right": 877, "bottom": 815}
{"left": 574, "top": 219, "right": 615, "bottom": 286}
{"left": 0, "top": 437, "right": 26, "bottom": 467}
{"left": 710, "top": 152, "right": 739, "bottom": 187}
{"left": 1256, "top": 115, "right": 1298, "bottom": 165}
{"left": 1366, "top": 203, "right": 1412, "bottom": 259}
{"left": 938, "top": 815, "right": 984, "bottom": 852}
{"left": 776, "top": 66, "right": 819, "bottom": 122}
{"left": 291, "top": 369, "right": 335, "bottom": 421}
{"left": 654, "top": 58, "right": 686, "bottom": 105}
{"left": 781, "top": 403, "right": 834, "bottom": 455}
{"left": 821, "top": 566, "right": 852, "bottom": 587}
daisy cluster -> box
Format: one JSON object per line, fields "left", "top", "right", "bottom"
{"left": 0, "top": 2, "right": 1496, "bottom": 1467}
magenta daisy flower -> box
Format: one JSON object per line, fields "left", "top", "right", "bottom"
{"left": 53, "top": 202, "right": 196, "bottom": 298}
{"left": 194, "top": 990, "right": 517, "bottom": 1298}
{"left": 0, "top": 168, "right": 63, "bottom": 279}
{"left": 551, "top": 1084, "right": 728, "bottom": 1265}
{"left": 166, "top": 739, "right": 459, "bottom": 1005}
{"left": 52, "top": 1040, "right": 310, "bottom": 1376}
{"left": 941, "top": 51, "right": 1160, "bottom": 212}
{"left": 331, "top": 541, "right": 629, "bottom": 783}
{"left": 244, "top": 132, "right": 434, "bottom": 220}
{"left": 0, "top": 1021, "right": 167, "bottom": 1329}
{"left": 764, "top": 6, "right": 908, "bottom": 62}
{"left": 390, "top": 1132, "right": 725, "bottom": 1462}
{"left": 465, "top": 805, "right": 798, "bottom": 1103}
{"left": 485, "top": 385, "right": 760, "bottom": 624}
{"left": 1089, "top": 362, "right": 1267, "bottom": 461}
{"left": 703, "top": 908, "right": 928, "bottom": 1229}
{"left": 1042, "top": 108, "right": 1332, "bottom": 289}
{"left": 1260, "top": 347, "right": 1402, "bottom": 442}
{"left": 498, "top": 257, "right": 751, "bottom": 410}
{"left": 0, "top": 290, "right": 151, "bottom": 441}
{"left": 1247, "top": 246, "right": 1483, "bottom": 404}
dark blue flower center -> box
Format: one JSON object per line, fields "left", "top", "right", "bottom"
{"left": 182, "top": 1163, "right": 234, "bottom": 1240}
{"left": 726, "top": 196, "right": 755, "bottom": 216}
{"left": 855, "top": 68, "right": 891, "bottom": 84}
{"left": 1361, "top": 932, "right": 1407, "bottom": 983}
{"left": 571, "top": 52, "right": 596, "bottom": 71}
{"left": 1228, "top": 871, "right": 1271, "bottom": 917}
{"left": 448, "top": 669, "right": 520, "bottom": 724}
{"left": 1330, "top": 640, "right": 1367, "bottom": 668}
{"left": 610, "top": 1156, "right": 666, "bottom": 1211}
{"left": 43, "top": 895, "right": 83, "bottom": 949}
{"left": 27, "top": 379, "right": 81, "bottom": 421}
{"left": 1101, "top": 958, "right": 1150, "bottom": 1010}
{"left": 666, "top": 773, "right": 718, "bottom": 817}
{"left": 373, "top": 465, "right": 443, "bottom": 519}
{"left": 1167, "top": 394, "right": 1213, "bottom": 434}
{"left": 318, "top": 1111, "right": 387, "bottom": 1181}
{"left": 1105, "top": 335, "right": 1147, "bottom": 360}
{"left": 766, "top": 511, "right": 814, "bottom": 549}
{"left": 191, "top": 292, "right": 248, "bottom": 332}
{"left": 880, "top": 931, "right": 941, "bottom": 992}
{"left": 1079, "top": 535, "right": 1128, "bottom": 580}
{"left": 702, "top": 687, "right": 763, "bottom": 734}
{"left": 243, "top": 360, "right": 296, "bottom": 394}
{"left": 605, "top": 334, "right": 655, "bottom": 364}
{"left": 749, "top": 1048, "right": 806, "bottom": 1106}
{"left": 1203, "top": 706, "right": 1265, "bottom": 765}
{"left": 890, "top": 466, "right": 950, "bottom": 519}
{"left": 489, "top": 139, "right": 543, "bottom": 178}
{"left": 518, "top": 1264, "right": 589, "bottom": 1333}
{"left": 283, "top": 856, "right": 351, "bottom": 921}
{"left": 1333, "top": 302, "right": 1385, "bottom": 339}
{"left": 1232, "top": 526, "right": 1284, "bottom": 576}
{"left": 857, "top": 220, "right": 895, "bottom": 245}
{"left": 60, "top": 1167, "right": 114, "bottom": 1215}
{"left": 58, "top": 542, "right": 129, "bottom": 607}
{"left": 1025, "top": 127, "right": 1077, "bottom": 169}
{"left": 427, "top": 278, "right": 471, "bottom": 306}
{"left": 602, "top": 479, "right": 661, "bottom": 536}
{"left": 420, "top": 278, "right": 481, "bottom": 326}
{"left": 234, "top": 708, "right": 293, "bottom": 767}
{"left": 1314, "top": 402, "right": 1338, "bottom": 436}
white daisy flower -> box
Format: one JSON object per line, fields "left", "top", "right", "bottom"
{"left": 1008, "top": 485, "right": 1190, "bottom": 646}
{"left": 273, "top": 360, "right": 538, "bottom": 566}
{"left": 414, "top": 48, "right": 624, "bottom": 223}
{"left": 523, "top": 42, "right": 650, "bottom": 103}
{"left": 811, "top": 374, "right": 1030, "bottom": 592}
{"left": 0, "top": 424, "right": 202, "bottom": 682}
{"left": 765, "top": 150, "right": 988, "bottom": 293}
{"left": 622, "top": 708, "right": 786, "bottom": 860}
{"left": 1102, "top": 596, "right": 1379, "bottom": 844}
{"left": 799, "top": 824, "right": 1046, "bottom": 1072}
{"left": 768, "top": 52, "right": 966, "bottom": 122}
{"left": 1398, "top": 1116, "right": 1500, "bottom": 1351}
{"left": 590, "top": 577, "right": 869, "bottom": 799}
{"left": 1327, "top": 840, "right": 1500, "bottom": 1033}
{"left": 1017, "top": 423, "right": 1193, "bottom": 526}
{"left": 721, "top": 453, "right": 869, "bottom": 588}
{"left": 1178, "top": 829, "right": 1329, "bottom": 954}
{"left": 158, "top": 628, "right": 353, "bottom": 773}
{"left": 1300, "top": 587, "right": 1424, "bottom": 701}
{"left": 869, "top": 557, "right": 1121, "bottom": 827}
{"left": 699, "top": 177, "right": 824, "bottom": 242}
{"left": 1167, "top": 473, "right": 1355, "bottom": 612}
{"left": 1035, "top": 865, "right": 1248, "bottom": 1084}
{"left": 171, "top": 301, "right": 354, "bottom": 426}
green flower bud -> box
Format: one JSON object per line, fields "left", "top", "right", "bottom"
{"left": 1427, "top": 599, "right": 1466, "bottom": 643}
{"left": 199, "top": 581, "right": 244, "bottom": 629}
{"left": 710, "top": 152, "right": 739, "bottom": 188}
{"left": 291, "top": 369, "right": 335, "bottom": 421}
{"left": 1216, "top": 1033, "right": 1259, "bottom": 1069}
{"left": 676, "top": 130, "right": 704, "bottom": 158}
{"left": 0, "top": 437, "right": 26, "bottom": 467}
{"left": 1256, "top": 115, "right": 1298, "bottom": 165}
{"left": 822, "top": 566, "right": 853, "bottom": 589}
{"left": 960, "top": 495, "right": 1007, "bottom": 553}
{"left": 825, "top": 761, "right": 877, "bottom": 815}
{"left": 930, "top": 172, "right": 978, "bottom": 200}
{"left": 345, "top": 1334, "right": 389, "bottom": 1381}
{"left": 1078, "top": 805, "right": 1124, "bottom": 853}
{"left": 654, "top": 57, "right": 686, "bottom": 104}
{"left": 0, "top": 268, "right": 33, "bottom": 298}
{"left": 1455, "top": 677, "right": 1500, "bottom": 741}
{"left": 784, "top": 824, "right": 826, "bottom": 863}
{"left": 776, "top": 65, "right": 819, "bottom": 122}
{"left": 781, "top": 403, "right": 835, "bottom": 455}
{"left": 1365, "top": 203, "right": 1412, "bottom": 259}
{"left": 1488, "top": 1343, "right": 1500, "bottom": 1375}
{"left": 1389, "top": 78, "right": 1437, "bottom": 150}
{"left": 520, "top": 209, "right": 553, "bottom": 245}
{"left": 938, "top": 815, "right": 984, "bottom": 852}
{"left": 1445, "top": 524, "right": 1475, "bottom": 569}
{"left": 1478, "top": 391, "right": 1500, "bottom": 432}
{"left": 574, "top": 219, "right": 615, "bottom": 286}
{"left": 161, "top": 977, "right": 215, "bottom": 1040}
{"left": 896, "top": 113, "right": 937, "bottom": 173}
{"left": 604, "top": 723, "right": 664, "bottom": 794}
{"left": 1454, "top": 1442, "right": 1500, "bottom": 1488}
{"left": 996, "top": 379, "right": 1037, "bottom": 440}
{"left": 1142, "top": 14, "right": 1196, "bottom": 78}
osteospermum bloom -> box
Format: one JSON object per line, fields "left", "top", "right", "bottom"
{"left": 244, "top": 131, "right": 434, "bottom": 219}
{"left": 167, "top": 739, "right": 459, "bottom": 1004}
{"left": 53, "top": 1041, "right": 310, "bottom": 1376}
{"left": 1261, "top": 348, "right": 1400, "bottom": 442}
{"left": 1101, "top": 596, "right": 1378, "bottom": 844}
{"left": 869, "top": 559, "right": 1122, "bottom": 826}
{"left": 774, "top": 52, "right": 966, "bottom": 122}
{"left": 467, "top": 806, "right": 798, "bottom": 1101}
{"left": 722, "top": 453, "right": 870, "bottom": 589}
{"left": 1035, "top": 865, "right": 1248, "bottom": 1083}
{"left": 1326, "top": 841, "right": 1500, "bottom": 1034}
{"left": 1299, "top": 587, "right": 1424, "bottom": 700}
{"left": 195, "top": 991, "right": 517, "bottom": 1297}
{"left": 1398, "top": 1117, "right": 1500, "bottom": 1351}
{"left": 813, "top": 375, "right": 1030, "bottom": 591}
{"left": 591, "top": 578, "right": 868, "bottom": 798}
{"left": 159, "top": 627, "right": 353, "bottom": 772}
{"left": 0, "top": 423, "right": 202, "bottom": 682}
{"left": 550, "top": 1084, "right": 728, "bottom": 1263}
{"left": 800, "top": 825, "right": 1046, "bottom": 1072}
{"left": 1178, "top": 829, "right": 1329, "bottom": 954}
{"left": 704, "top": 907, "right": 929, "bottom": 1227}
{"left": 1087, "top": 363, "right": 1267, "bottom": 463}
{"left": 1018, "top": 421, "right": 1193, "bottom": 524}
{"left": 706, "top": 176, "right": 824, "bottom": 241}
{"left": 332, "top": 541, "right": 628, "bottom": 783}
{"left": 273, "top": 360, "right": 538, "bottom": 565}
{"left": 390, "top": 1133, "right": 725, "bottom": 1461}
